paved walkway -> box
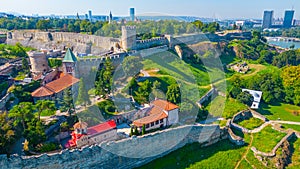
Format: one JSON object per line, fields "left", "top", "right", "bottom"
{"left": 270, "top": 120, "right": 300, "bottom": 125}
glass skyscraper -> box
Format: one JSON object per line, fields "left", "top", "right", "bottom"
{"left": 130, "top": 8, "right": 135, "bottom": 21}
{"left": 283, "top": 10, "right": 295, "bottom": 28}
{"left": 262, "top": 10, "right": 273, "bottom": 29}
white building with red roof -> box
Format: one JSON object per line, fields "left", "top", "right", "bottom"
{"left": 133, "top": 99, "right": 179, "bottom": 132}
{"left": 66, "top": 120, "right": 117, "bottom": 148}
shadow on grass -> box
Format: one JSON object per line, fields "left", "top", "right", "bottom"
{"left": 136, "top": 139, "right": 246, "bottom": 169}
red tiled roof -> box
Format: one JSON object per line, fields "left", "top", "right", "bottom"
{"left": 87, "top": 120, "right": 116, "bottom": 136}
{"left": 33, "top": 73, "right": 43, "bottom": 81}
{"left": 152, "top": 99, "right": 179, "bottom": 111}
{"left": 31, "top": 74, "right": 79, "bottom": 97}
{"left": 31, "top": 86, "right": 54, "bottom": 97}
{"left": 133, "top": 112, "right": 167, "bottom": 127}
{"left": 45, "top": 74, "right": 79, "bottom": 93}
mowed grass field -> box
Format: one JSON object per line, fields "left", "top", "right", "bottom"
{"left": 258, "top": 103, "right": 300, "bottom": 122}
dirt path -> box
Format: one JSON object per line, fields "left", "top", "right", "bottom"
{"left": 234, "top": 134, "right": 254, "bottom": 169}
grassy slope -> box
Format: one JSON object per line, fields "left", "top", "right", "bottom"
{"left": 258, "top": 103, "right": 300, "bottom": 122}
{"left": 205, "top": 96, "right": 247, "bottom": 119}
{"left": 138, "top": 140, "right": 246, "bottom": 169}
{"left": 252, "top": 125, "right": 286, "bottom": 153}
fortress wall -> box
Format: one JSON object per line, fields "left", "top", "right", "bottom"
{"left": 6, "top": 30, "right": 120, "bottom": 53}
{"left": 136, "top": 37, "right": 169, "bottom": 50}
{"left": 0, "top": 125, "right": 227, "bottom": 169}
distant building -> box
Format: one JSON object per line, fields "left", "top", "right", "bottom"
{"left": 108, "top": 11, "right": 113, "bottom": 24}
{"left": 66, "top": 120, "right": 117, "bottom": 148}
{"left": 130, "top": 8, "right": 135, "bottom": 21}
{"left": 133, "top": 99, "right": 179, "bottom": 132}
{"left": 262, "top": 10, "right": 274, "bottom": 28}
{"left": 283, "top": 10, "right": 295, "bottom": 28}
{"left": 88, "top": 10, "right": 92, "bottom": 22}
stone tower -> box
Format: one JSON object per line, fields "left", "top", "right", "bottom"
{"left": 28, "top": 51, "right": 50, "bottom": 76}
{"left": 63, "top": 48, "right": 77, "bottom": 77}
{"left": 121, "top": 26, "right": 136, "bottom": 51}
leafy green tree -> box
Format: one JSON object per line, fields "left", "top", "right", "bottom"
{"left": 0, "top": 112, "right": 16, "bottom": 154}
{"left": 35, "top": 100, "right": 56, "bottom": 121}
{"left": 9, "top": 102, "right": 35, "bottom": 130}
{"left": 134, "top": 80, "right": 152, "bottom": 104}
{"left": 60, "top": 89, "right": 75, "bottom": 116}
{"left": 24, "top": 119, "right": 46, "bottom": 147}
{"left": 142, "top": 124, "right": 146, "bottom": 135}
{"left": 21, "top": 58, "right": 30, "bottom": 73}
{"left": 237, "top": 92, "right": 254, "bottom": 106}
{"left": 95, "top": 59, "right": 114, "bottom": 98}
{"left": 167, "top": 84, "right": 181, "bottom": 104}
{"left": 77, "top": 78, "right": 91, "bottom": 106}
{"left": 36, "top": 20, "right": 51, "bottom": 31}
{"left": 282, "top": 66, "right": 300, "bottom": 105}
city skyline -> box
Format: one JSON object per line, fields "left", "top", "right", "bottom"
{"left": 1, "top": 0, "right": 299, "bottom": 19}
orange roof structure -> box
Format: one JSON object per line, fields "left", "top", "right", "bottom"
{"left": 133, "top": 112, "right": 167, "bottom": 127}
{"left": 31, "top": 74, "right": 79, "bottom": 97}
{"left": 31, "top": 86, "right": 54, "bottom": 97}
{"left": 45, "top": 74, "right": 79, "bottom": 93}
{"left": 133, "top": 99, "right": 179, "bottom": 127}
{"left": 152, "top": 99, "right": 179, "bottom": 111}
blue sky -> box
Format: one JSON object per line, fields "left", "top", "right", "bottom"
{"left": 1, "top": 0, "right": 299, "bottom": 19}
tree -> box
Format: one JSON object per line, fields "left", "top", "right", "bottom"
{"left": 142, "top": 124, "right": 146, "bottom": 135}
{"left": 237, "top": 91, "right": 254, "bottom": 106}
{"left": 76, "top": 78, "right": 91, "bottom": 106}
{"left": 21, "top": 58, "right": 30, "bottom": 73}
{"left": 122, "top": 56, "right": 143, "bottom": 77}
{"left": 95, "top": 59, "right": 114, "bottom": 98}
{"left": 0, "top": 112, "right": 16, "bottom": 154}
{"left": 60, "top": 89, "right": 75, "bottom": 116}
{"left": 36, "top": 20, "right": 51, "bottom": 31}
{"left": 282, "top": 66, "right": 300, "bottom": 105}
{"left": 24, "top": 119, "right": 46, "bottom": 147}
{"left": 35, "top": 100, "right": 56, "bottom": 121}
{"left": 166, "top": 84, "right": 181, "bottom": 104}
{"left": 9, "top": 102, "right": 35, "bottom": 130}
{"left": 134, "top": 80, "right": 152, "bottom": 104}
{"left": 152, "top": 80, "right": 164, "bottom": 99}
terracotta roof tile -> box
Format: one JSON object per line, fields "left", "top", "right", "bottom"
{"left": 31, "top": 86, "right": 54, "bottom": 97}
{"left": 152, "top": 99, "right": 179, "bottom": 111}
{"left": 45, "top": 74, "right": 79, "bottom": 93}
{"left": 133, "top": 111, "right": 167, "bottom": 127}
{"left": 31, "top": 74, "right": 79, "bottom": 97}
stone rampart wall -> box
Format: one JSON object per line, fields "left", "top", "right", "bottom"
{"left": 0, "top": 125, "right": 227, "bottom": 169}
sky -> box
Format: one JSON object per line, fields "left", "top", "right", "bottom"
{"left": 1, "top": 0, "right": 299, "bottom": 19}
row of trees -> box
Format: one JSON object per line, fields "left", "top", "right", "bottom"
{"left": 229, "top": 65, "right": 300, "bottom": 106}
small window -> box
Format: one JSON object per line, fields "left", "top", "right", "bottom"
{"left": 146, "top": 124, "right": 149, "bottom": 128}
{"left": 155, "top": 120, "right": 159, "bottom": 125}
{"left": 160, "top": 119, "right": 164, "bottom": 123}
{"left": 151, "top": 122, "right": 154, "bottom": 127}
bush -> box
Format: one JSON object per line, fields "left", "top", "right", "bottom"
{"left": 36, "top": 142, "right": 59, "bottom": 153}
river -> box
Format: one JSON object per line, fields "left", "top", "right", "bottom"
{"left": 267, "top": 38, "right": 300, "bottom": 49}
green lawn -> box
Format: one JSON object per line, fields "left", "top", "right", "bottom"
{"left": 205, "top": 96, "right": 247, "bottom": 119}
{"left": 138, "top": 140, "right": 246, "bottom": 169}
{"left": 236, "top": 117, "right": 264, "bottom": 130}
{"left": 258, "top": 103, "right": 300, "bottom": 122}
{"left": 252, "top": 125, "right": 286, "bottom": 153}
{"left": 281, "top": 124, "right": 300, "bottom": 132}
